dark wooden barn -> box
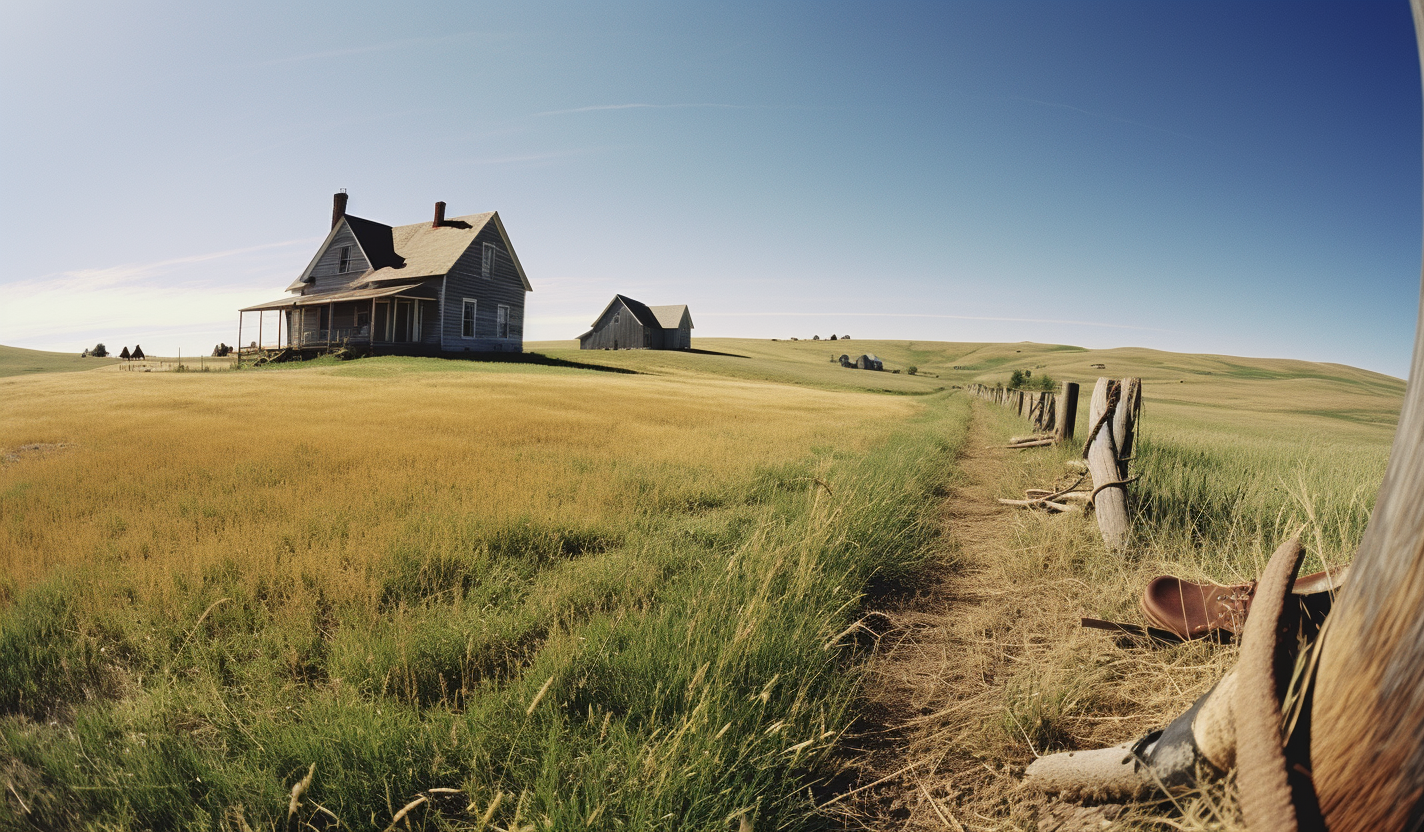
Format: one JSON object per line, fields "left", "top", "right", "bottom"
{"left": 238, "top": 192, "right": 532, "bottom": 356}
{"left": 577, "top": 295, "right": 693, "bottom": 350}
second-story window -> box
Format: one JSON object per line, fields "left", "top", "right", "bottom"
{"left": 338, "top": 246, "right": 351, "bottom": 273}
{"left": 482, "top": 243, "right": 497, "bottom": 278}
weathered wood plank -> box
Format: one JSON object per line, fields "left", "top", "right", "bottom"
{"left": 1086, "top": 377, "right": 1129, "bottom": 550}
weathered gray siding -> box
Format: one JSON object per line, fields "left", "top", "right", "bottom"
{"left": 579, "top": 299, "right": 656, "bottom": 350}
{"left": 305, "top": 225, "right": 371, "bottom": 294}
{"left": 440, "top": 224, "right": 527, "bottom": 352}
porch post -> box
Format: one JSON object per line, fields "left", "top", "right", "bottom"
{"left": 328, "top": 301, "right": 335, "bottom": 348}
{"left": 237, "top": 312, "right": 242, "bottom": 368}
{"left": 258, "top": 310, "right": 264, "bottom": 353}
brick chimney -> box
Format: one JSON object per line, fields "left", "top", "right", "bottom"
{"left": 331, "top": 190, "right": 348, "bottom": 229}
{"left": 433, "top": 201, "right": 446, "bottom": 228}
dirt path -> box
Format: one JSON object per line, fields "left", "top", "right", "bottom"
{"left": 835, "top": 402, "right": 1039, "bottom": 829}
{"left": 835, "top": 401, "right": 1238, "bottom": 831}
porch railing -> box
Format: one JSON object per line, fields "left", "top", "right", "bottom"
{"left": 295, "top": 327, "right": 370, "bottom": 346}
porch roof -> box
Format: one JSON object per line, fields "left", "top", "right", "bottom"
{"left": 240, "top": 283, "right": 438, "bottom": 312}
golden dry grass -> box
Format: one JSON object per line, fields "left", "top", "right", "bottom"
{"left": 0, "top": 358, "right": 914, "bottom": 599}
{"left": 1, "top": 338, "right": 1403, "bottom": 830}
{"left": 0, "top": 352, "right": 969, "bottom": 831}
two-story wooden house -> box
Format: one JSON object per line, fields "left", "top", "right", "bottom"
{"left": 239, "top": 193, "right": 531, "bottom": 355}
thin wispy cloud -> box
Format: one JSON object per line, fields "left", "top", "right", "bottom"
{"left": 699, "top": 311, "right": 1173, "bottom": 333}
{"left": 259, "top": 31, "right": 491, "bottom": 66}
{"left": 8, "top": 238, "right": 317, "bottom": 293}
{"left": 534, "top": 103, "right": 780, "bottom": 117}
{"left": 457, "top": 148, "right": 613, "bottom": 167}
{"left": 2, "top": 239, "right": 318, "bottom": 353}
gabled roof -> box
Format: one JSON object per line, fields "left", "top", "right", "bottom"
{"left": 355, "top": 211, "right": 532, "bottom": 291}
{"left": 588, "top": 295, "right": 692, "bottom": 330}
{"left": 648, "top": 304, "right": 693, "bottom": 329}
{"left": 345, "top": 215, "right": 403, "bottom": 270}
{"left": 288, "top": 209, "right": 532, "bottom": 293}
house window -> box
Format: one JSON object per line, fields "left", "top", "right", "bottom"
{"left": 482, "top": 243, "right": 497, "bottom": 278}
{"left": 462, "top": 299, "right": 477, "bottom": 338}
{"left": 497, "top": 305, "right": 509, "bottom": 339}
{"left": 338, "top": 246, "right": 351, "bottom": 273}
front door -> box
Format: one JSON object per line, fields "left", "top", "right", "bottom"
{"left": 394, "top": 300, "right": 413, "bottom": 342}
{"left": 373, "top": 302, "right": 389, "bottom": 342}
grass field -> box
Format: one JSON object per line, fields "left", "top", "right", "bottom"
{"left": 0, "top": 345, "right": 119, "bottom": 378}
{"left": 0, "top": 338, "right": 1404, "bottom": 830}
{"left": 0, "top": 349, "right": 967, "bottom": 830}
{"left": 533, "top": 337, "right": 1401, "bottom": 567}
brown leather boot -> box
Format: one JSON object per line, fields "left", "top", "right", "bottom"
{"left": 1140, "top": 567, "right": 1347, "bottom": 641}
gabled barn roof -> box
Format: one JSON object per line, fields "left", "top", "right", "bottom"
{"left": 586, "top": 294, "right": 654, "bottom": 328}
{"left": 587, "top": 295, "right": 691, "bottom": 330}
{"left": 648, "top": 304, "right": 693, "bottom": 329}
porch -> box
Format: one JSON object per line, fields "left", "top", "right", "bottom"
{"left": 238, "top": 284, "right": 441, "bottom": 354}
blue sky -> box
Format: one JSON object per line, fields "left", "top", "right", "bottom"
{"left": 2, "top": 1, "right": 1420, "bottom": 375}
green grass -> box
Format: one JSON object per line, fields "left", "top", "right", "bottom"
{"left": 0, "top": 345, "right": 118, "bottom": 378}
{"left": 0, "top": 359, "right": 969, "bottom": 830}
{"left": 2, "top": 335, "right": 1406, "bottom": 830}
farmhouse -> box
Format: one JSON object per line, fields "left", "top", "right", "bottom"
{"left": 238, "top": 193, "right": 532, "bottom": 355}
{"left": 578, "top": 295, "right": 693, "bottom": 350}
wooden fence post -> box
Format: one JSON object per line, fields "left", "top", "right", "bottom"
{"left": 1112, "top": 378, "right": 1142, "bottom": 478}
{"left": 1085, "top": 377, "right": 1130, "bottom": 550}
{"left": 1056, "top": 381, "right": 1079, "bottom": 443}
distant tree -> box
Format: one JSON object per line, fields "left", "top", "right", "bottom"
{"left": 1009, "top": 368, "right": 1029, "bottom": 388}
{"left": 829, "top": 334, "right": 838, "bottom": 340}
{"left": 841, "top": 335, "right": 850, "bottom": 340}
{"left": 1029, "top": 371, "right": 1058, "bottom": 391}
{"left": 212, "top": 343, "right": 232, "bottom": 357}
{"left": 812, "top": 335, "right": 820, "bottom": 340}
{"left": 131, "top": 344, "right": 146, "bottom": 361}
{"left": 907, "top": 365, "right": 918, "bottom": 376}
{"left": 119, "top": 346, "right": 131, "bottom": 360}
{"left": 90, "top": 343, "right": 108, "bottom": 358}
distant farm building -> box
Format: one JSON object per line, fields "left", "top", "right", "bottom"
{"left": 238, "top": 192, "right": 532, "bottom": 356}
{"left": 837, "top": 353, "right": 883, "bottom": 370}
{"left": 578, "top": 295, "right": 693, "bottom": 350}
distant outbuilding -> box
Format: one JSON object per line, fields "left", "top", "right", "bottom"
{"left": 578, "top": 295, "right": 693, "bottom": 350}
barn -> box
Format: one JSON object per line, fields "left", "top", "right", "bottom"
{"left": 577, "top": 295, "right": 693, "bottom": 350}
{"left": 237, "top": 192, "right": 532, "bottom": 356}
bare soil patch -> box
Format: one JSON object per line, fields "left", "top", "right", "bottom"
{"left": 2, "top": 442, "right": 74, "bottom": 465}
